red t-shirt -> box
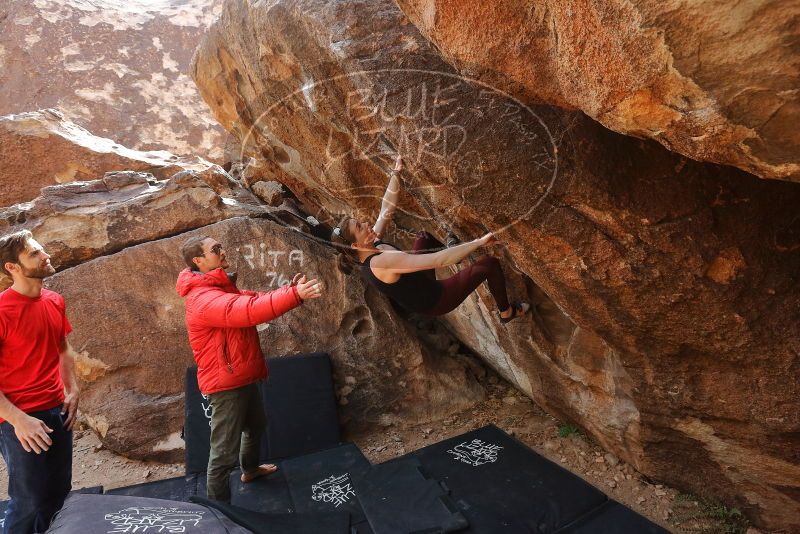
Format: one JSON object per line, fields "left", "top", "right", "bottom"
{"left": 0, "top": 288, "right": 72, "bottom": 423}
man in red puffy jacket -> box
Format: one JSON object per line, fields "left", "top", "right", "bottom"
{"left": 176, "top": 235, "right": 322, "bottom": 502}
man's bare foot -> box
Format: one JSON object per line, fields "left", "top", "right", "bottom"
{"left": 240, "top": 463, "right": 278, "bottom": 483}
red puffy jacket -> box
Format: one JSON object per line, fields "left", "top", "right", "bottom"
{"left": 176, "top": 268, "right": 302, "bottom": 395}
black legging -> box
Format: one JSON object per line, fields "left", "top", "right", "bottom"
{"left": 411, "top": 232, "right": 511, "bottom": 316}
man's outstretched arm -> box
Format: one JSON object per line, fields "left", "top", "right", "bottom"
{"left": 197, "top": 275, "right": 323, "bottom": 328}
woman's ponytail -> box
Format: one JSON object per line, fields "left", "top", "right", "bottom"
{"left": 336, "top": 252, "right": 356, "bottom": 275}
{"left": 332, "top": 214, "right": 357, "bottom": 274}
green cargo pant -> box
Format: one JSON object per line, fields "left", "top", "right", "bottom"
{"left": 206, "top": 382, "right": 266, "bottom": 501}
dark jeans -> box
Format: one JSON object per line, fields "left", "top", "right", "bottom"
{"left": 206, "top": 383, "right": 266, "bottom": 502}
{"left": 0, "top": 405, "right": 72, "bottom": 534}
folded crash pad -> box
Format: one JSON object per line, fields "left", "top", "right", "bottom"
{"left": 260, "top": 352, "right": 340, "bottom": 460}
{"left": 184, "top": 366, "right": 219, "bottom": 475}
{"left": 185, "top": 352, "right": 340, "bottom": 475}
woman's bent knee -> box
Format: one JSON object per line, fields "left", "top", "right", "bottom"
{"left": 477, "top": 255, "right": 501, "bottom": 270}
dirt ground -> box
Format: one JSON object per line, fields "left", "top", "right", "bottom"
{"left": 0, "top": 366, "right": 759, "bottom": 534}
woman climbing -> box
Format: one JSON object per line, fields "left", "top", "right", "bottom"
{"left": 332, "top": 155, "right": 529, "bottom": 322}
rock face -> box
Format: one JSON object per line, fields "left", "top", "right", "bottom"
{"left": 394, "top": 0, "right": 800, "bottom": 182}
{"left": 250, "top": 180, "right": 286, "bottom": 206}
{"left": 191, "top": 0, "right": 800, "bottom": 529}
{"left": 0, "top": 169, "right": 262, "bottom": 274}
{"left": 0, "top": 0, "right": 226, "bottom": 160}
{"left": 0, "top": 110, "right": 266, "bottom": 292}
{"left": 46, "top": 217, "right": 484, "bottom": 460}
{"left": 0, "top": 110, "right": 223, "bottom": 206}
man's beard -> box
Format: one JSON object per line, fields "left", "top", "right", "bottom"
{"left": 21, "top": 264, "right": 55, "bottom": 279}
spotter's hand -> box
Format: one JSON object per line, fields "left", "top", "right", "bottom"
{"left": 294, "top": 274, "right": 323, "bottom": 300}
{"left": 61, "top": 390, "right": 79, "bottom": 431}
{"left": 14, "top": 414, "right": 53, "bottom": 454}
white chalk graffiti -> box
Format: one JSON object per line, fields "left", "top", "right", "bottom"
{"left": 233, "top": 69, "right": 559, "bottom": 242}
{"left": 200, "top": 394, "right": 212, "bottom": 427}
{"left": 104, "top": 506, "right": 204, "bottom": 533}
{"left": 237, "top": 246, "right": 305, "bottom": 288}
{"left": 333, "top": 83, "right": 470, "bottom": 167}
{"left": 447, "top": 439, "right": 504, "bottom": 467}
{"left": 311, "top": 473, "right": 355, "bottom": 508}
{"left": 316, "top": 72, "right": 558, "bottom": 229}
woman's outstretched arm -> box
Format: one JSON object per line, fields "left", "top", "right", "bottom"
{"left": 371, "top": 233, "right": 496, "bottom": 274}
{"left": 373, "top": 154, "right": 403, "bottom": 238}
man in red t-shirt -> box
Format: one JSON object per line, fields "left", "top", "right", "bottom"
{"left": 0, "top": 230, "right": 79, "bottom": 534}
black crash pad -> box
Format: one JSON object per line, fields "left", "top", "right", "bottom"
{"left": 555, "top": 500, "right": 670, "bottom": 534}
{"left": 107, "top": 469, "right": 294, "bottom": 514}
{"left": 397, "top": 425, "right": 607, "bottom": 533}
{"left": 184, "top": 353, "right": 340, "bottom": 475}
{"left": 260, "top": 352, "right": 340, "bottom": 460}
{"left": 191, "top": 496, "right": 350, "bottom": 534}
{"left": 353, "top": 458, "right": 468, "bottom": 533}
{"left": 70, "top": 486, "right": 104, "bottom": 494}
{"left": 45, "top": 494, "right": 251, "bottom": 534}
{"left": 228, "top": 467, "right": 293, "bottom": 514}
{"left": 104, "top": 474, "right": 205, "bottom": 501}
{"left": 281, "top": 443, "right": 370, "bottom": 523}
{"left": 184, "top": 366, "right": 220, "bottom": 474}
{"left": 1, "top": 486, "right": 103, "bottom": 531}
{"left": 351, "top": 520, "right": 375, "bottom": 534}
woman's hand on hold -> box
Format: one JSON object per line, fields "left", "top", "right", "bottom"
{"left": 296, "top": 275, "right": 323, "bottom": 300}
{"left": 480, "top": 232, "right": 499, "bottom": 247}
{"left": 393, "top": 153, "right": 403, "bottom": 173}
